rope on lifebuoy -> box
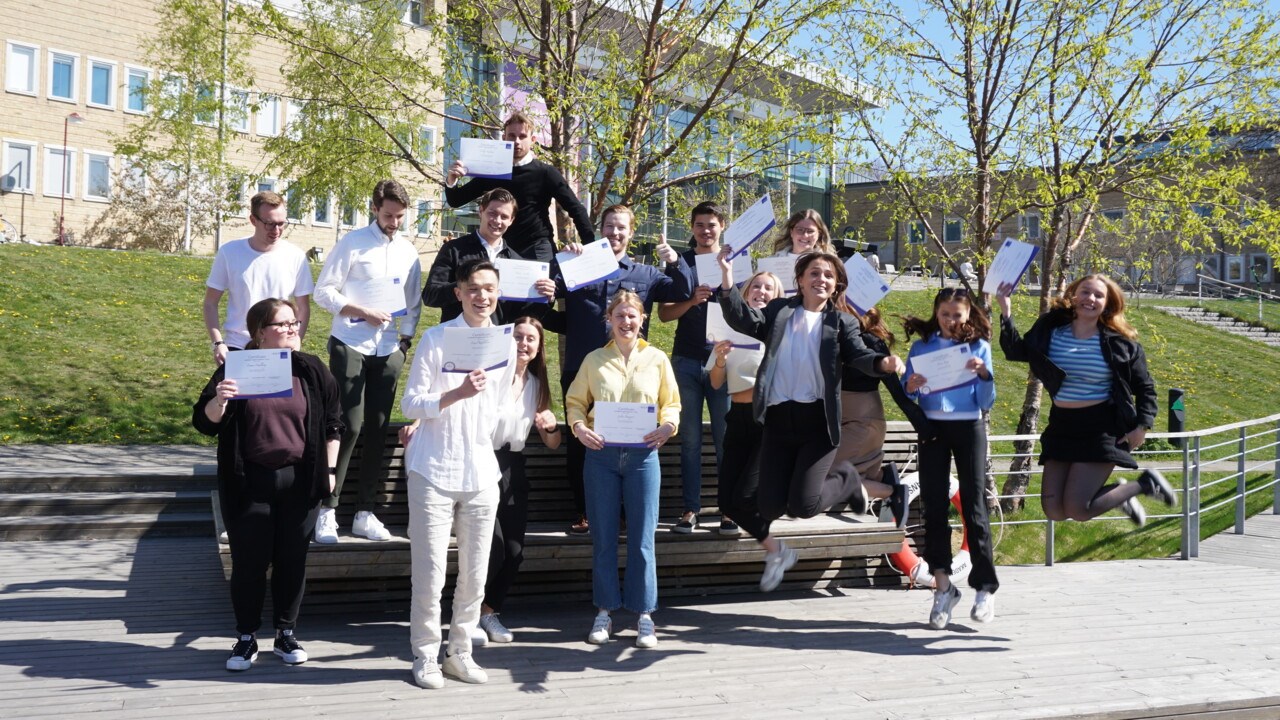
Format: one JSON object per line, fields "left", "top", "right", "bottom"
{"left": 886, "top": 472, "right": 971, "bottom": 589}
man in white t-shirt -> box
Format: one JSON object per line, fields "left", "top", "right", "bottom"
{"left": 203, "top": 191, "right": 314, "bottom": 364}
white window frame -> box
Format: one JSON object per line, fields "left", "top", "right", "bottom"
{"left": 43, "top": 145, "right": 76, "bottom": 199}
{"left": 124, "top": 65, "right": 150, "bottom": 114}
{"left": 1019, "top": 211, "right": 1043, "bottom": 242}
{"left": 5, "top": 42, "right": 39, "bottom": 96}
{"left": 341, "top": 204, "right": 358, "bottom": 228}
{"left": 2, "top": 139, "right": 36, "bottom": 194}
{"left": 285, "top": 100, "right": 304, "bottom": 139}
{"left": 943, "top": 216, "right": 962, "bottom": 244}
{"left": 83, "top": 151, "right": 112, "bottom": 202}
{"left": 416, "top": 199, "right": 435, "bottom": 237}
{"left": 256, "top": 95, "right": 281, "bottom": 137}
{"left": 86, "top": 57, "right": 116, "bottom": 110}
{"left": 1225, "top": 254, "right": 1246, "bottom": 283}
{"left": 229, "top": 89, "right": 251, "bottom": 133}
{"left": 194, "top": 83, "right": 217, "bottom": 127}
{"left": 284, "top": 184, "right": 305, "bottom": 223}
{"left": 47, "top": 49, "right": 79, "bottom": 103}
{"left": 256, "top": 177, "right": 277, "bottom": 194}
{"left": 313, "top": 196, "right": 332, "bottom": 226}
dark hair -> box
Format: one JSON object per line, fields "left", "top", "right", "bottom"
{"left": 794, "top": 252, "right": 852, "bottom": 312}
{"left": 372, "top": 179, "right": 410, "bottom": 209}
{"left": 772, "top": 208, "right": 836, "bottom": 255}
{"left": 902, "top": 287, "right": 991, "bottom": 343}
{"left": 244, "top": 297, "right": 298, "bottom": 349}
{"left": 479, "top": 187, "right": 519, "bottom": 213}
{"left": 503, "top": 111, "right": 534, "bottom": 130}
{"left": 851, "top": 307, "right": 894, "bottom": 347}
{"left": 690, "top": 201, "right": 727, "bottom": 225}
{"left": 250, "top": 191, "right": 284, "bottom": 219}
{"left": 512, "top": 316, "right": 552, "bottom": 413}
{"left": 457, "top": 258, "right": 499, "bottom": 285}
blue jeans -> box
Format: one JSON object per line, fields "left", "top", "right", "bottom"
{"left": 672, "top": 354, "right": 729, "bottom": 513}
{"left": 583, "top": 446, "right": 660, "bottom": 614}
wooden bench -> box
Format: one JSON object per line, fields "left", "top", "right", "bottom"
{"left": 213, "top": 421, "right": 921, "bottom": 612}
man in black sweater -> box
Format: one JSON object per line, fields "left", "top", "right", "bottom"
{"left": 444, "top": 111, "right": 595, "bottom": 263}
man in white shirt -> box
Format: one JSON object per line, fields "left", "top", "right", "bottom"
{"left": 313, "top": 180, "right": 423, "bottom": 543}
{"left": 401, "top": 258, "right": 514, "bottom": 689}
{"left": 203, "top": 191, "right": 314, "bottom": 364}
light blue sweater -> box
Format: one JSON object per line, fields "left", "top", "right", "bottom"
{"left": 903, "top": 334, "right": 996, "bottom": 420}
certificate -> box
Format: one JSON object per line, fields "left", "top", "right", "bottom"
{"left": 755, "top": 255, "right": 797, "bottom": 294}
{"left": 344, "top": 276, "right": 408, "bottom": 324}
{"left": 556, "top": 239, "right": 620, "bottom": 291}
{"left": 724, "top": 195, "right": 777, "bottom": 259}
{"left": 593, "top": 401, "right": 657, "bottom": 448}
{"left": 843, "top": 252, "right": 891, "bottom": 314}
{"left": 441, "top": 324, "right": 514, "bottom": 373}
{"left": 459, "top": 137, "right": 514, "bottom": 180}
{"left": 982, "top": 238, "right": 1040, "bottom": 294}
{"left": 225, "top": 349, "right": 293, "bottom": 399}
{"left": 694, "top": 251, "right": 751, "bottom": 288}
{"left": 910, "top": 343, "right": 978, "bottom": 395}
{"left": 495, "top": 258, "right": 550, "bottom": 302}
{"left": 705, "top": 302, "right": 761, "bottom": 349}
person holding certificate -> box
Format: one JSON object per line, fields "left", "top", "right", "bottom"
{"left": 769, "top": 209, "right": 838, "bottom": 258}
{"left": 995, "top": 275, "right": 1173, "bottom": 528}
{"left": 900, "top": 288, "right": 999, "bottom": 629}
{"left": 565, "top": 290, "right": 680, "bottom": 649}
{"left": 443, "top": 111, "right": 596, "bottom": 263}
{"left": 423, "top": 188, "right": 555, "bottom": 324}
{"left": 313, "top": 180, "right": 422, "bottom": 545}
{"left": 717, "top": 250, "right": 903, "bottom": 536}
{"left": 400, "top": 259, "right": 515, "bottom": 689}
{"left": 192, "top": 298, "right": 343, "bottom": 673}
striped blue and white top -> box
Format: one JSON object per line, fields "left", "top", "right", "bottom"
{"left": 1048, "top": 325, "right": 1111, "bottom": 402}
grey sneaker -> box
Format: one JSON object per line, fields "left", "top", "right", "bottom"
{"left": 929, "top": 584, "right": 961, "bottom": 629}
{"left": 759, "top": 541, "right": 799, "bottom": 592}
{"left": 970, "top": 590, "right": 996, "bottom": 623}
{"left": 586, "top": 613, "right": 612, "bottom": 644}
{"left": 479, "top": 613, "right": 514, "bottom": 643}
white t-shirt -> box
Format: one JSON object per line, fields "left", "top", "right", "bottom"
{"left": 207, "top": 238, "right": 314, "bottom": 349}
{"left": 766, "top": 308, "right": 824, "bottom": 406}
{"left": 705, "top": 346, "right": 765, "bottom": 395}
{"left": 492, "top": 374, "right": 540, "bottom": 452}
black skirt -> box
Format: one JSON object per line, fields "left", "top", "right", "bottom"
{"left": 1038, "top": 402, "right": 1138, "bottom": 469}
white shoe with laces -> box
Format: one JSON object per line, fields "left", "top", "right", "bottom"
{"left": 759, "top": 542, "right": 798, "bottom": 593}
{"left": 442, "top": 651, "right": 488, "bottom": 684}
{"left": 970, "top": 590, "right": 996, "bottom": 623}
{"left": 352, "top": 510, "right": 392, "bottom": 541}
{"left": 586, "top": 612, "right": 612, "bottom": 644}
{"left": 412, "top": 658, "right": 444, "bottom": 689}
{"left": 479, "top": 613, "right": 514, "bottom": 643}
{"left": 313, "top": 508, "right": 339, "bottom": 544}
{"left": 929, "top": 584, "right": 961, "bottom": 629}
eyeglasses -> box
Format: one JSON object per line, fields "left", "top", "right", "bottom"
{"left": 265, "top": 320, "right": 302, "bottom": 331}
{"left": 254, "top": 215, "right": 288, "bottom": 230}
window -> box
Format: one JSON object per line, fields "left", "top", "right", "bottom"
{"left": 285, "top": 100, "right": 304, "bottom": 139}
{"left": 257, "top": 95, "right": 280, "bottom": 136}
{"left": 418, "top": 126, "right": 437, "bottom": 163}
{"left": 125, "top": 66, "right": 149, "bottom": 113}
{"left": 87, "top": 59, "right": 115, "bottom": 108}
{"left": 905, "top": 220, "right": 927, "bottom": 244}
{"left": 230, "top": 90, "right": 250, "bottom": 132}
{"left": 943, "top": 216, "right": 962, "bottom": 244}
{"left": 1101, "top": 208, "right": 1125, "bottom": 223}
{"left": 341, "top": 205, "right": 358, "bottom": 227}
{"left": 314, "top": 196, "right": 331, "bottom": 225}
{"left": 403, "top": 0, "right": 426, "bottom": 25}
{"left": 5, "top": 42, "right": 38, "bottom": 95}
{"left": 257, "top": 177, "right": 277, "bottom": 193}
{"left": 2, "top": 141, "right": 35, "bottom": 193}
{"left": 225, "top": 176, "right": 245, "bottom": 215}
{"left": 1248, "top": 254, "right": 1273, "bottom": 284}
{"left": 1019, "top": 211, "right": 1042, "bottom": 241}
{"left": 43, "top": 146, "right": 76, "bottom": 198}
{"left": 159, "top": 75, "right": 183, "bottom": 119}
{"left": 194, "top": 84, "right": 216, "bottom": 126}
{"left": 416, "top": 199, "right": 434, "bottom": 236}
{"left": 84, "top": 152, "right": 111, "bottom": 201}
{"left": 48, "top": 50, "right": 78, "bottom": 102}
{"left": 121, "top": 158, "right": 146, "bottom": 193}
{"left": 285, "top": 185, "right": 304, "bottom": 221}
{"left": 1226, "top": 255, "right": 1245, "bottom": 283}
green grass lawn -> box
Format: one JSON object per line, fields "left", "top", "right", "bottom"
{"left": 1149, "top": 295, "right": 1280, "bottom": 333}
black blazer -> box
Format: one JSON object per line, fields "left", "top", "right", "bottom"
{"left": 999, "top": 308, "right": 1157, "bottom": 433}
{"left": 720, "top": 287, "right": 887, "bottom": 446}
{"left": 421, "top": 232, "right": 548, "bottom": 324}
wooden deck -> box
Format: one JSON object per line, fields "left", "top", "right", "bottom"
{"left": 4, "top": 520, "right": 1280, "bottom": 719}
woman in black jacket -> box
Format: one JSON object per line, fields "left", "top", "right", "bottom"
{"left": 996, "top": 276, "right": 1175, "bottom": 526}
{"left": 193, "top": 297, "right": 343, "bottom": 672}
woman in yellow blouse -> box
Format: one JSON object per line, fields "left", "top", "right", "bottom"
{"left": 566, "top": 289, "right": 680, "bottom": 649}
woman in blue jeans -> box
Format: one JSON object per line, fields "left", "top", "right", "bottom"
{"left": 566, "top": 290, "right": 681, "bottom": 649}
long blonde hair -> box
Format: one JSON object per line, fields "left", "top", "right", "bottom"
{"left": 771, "top": 209, "right": 836, "bottom": 255}
{"left": 1053, "top": 274, "right": 1137, "bottom": 339}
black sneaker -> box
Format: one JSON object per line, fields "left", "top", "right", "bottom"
{"left": 672, "top": 512, "right": 698, "bottom": 534}
{"left": 718, "top": 518, "right": 740, "bottom": 536}
{"left": 888, "top": 482, "right": 909, "bottom": 530}
{"left": 568, "top": 515, "right": 590, "bottom": 536}
{"left": 1138, "top": 469, "right": 1178, "bottom": 507}
{"left": 226, "top": 634, "right": 258, "bottom": 671}
{"left": 274, "top": 631, "right": 308, "bottom": 665}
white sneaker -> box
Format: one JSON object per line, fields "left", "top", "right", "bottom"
{"left": 314, "top": 508, "right": 339, "bottom": 544}
{"left": 442, "top": 651, "right": 488, "bottom": 684}
{"left": 479, "top": 613, "right": 514, "bottom": 643}
{"left": 467, "top": 623, "right": 488, "bottom": 648}
{"left": 352, "top": 510, "right": 392, "bottom": 541}
{"left": 586, "top": 612, "right": 612, "bottom": 644}
{"left": 759, "top": 542, "right": 799, "bottom": 593}
{"left": 635, "top": 615, "right": 658, "bottom": 649}
{"left": 971, "top": 590, "right": 996, "bottom": 623}
{"left": 412, "top": 658, "right": 444, "bottom": 689}
{"left": 929, "top": 584, "right": 961, "bottom": 629}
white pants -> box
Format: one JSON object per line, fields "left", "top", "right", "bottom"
{"left": 407, "top": 472, "right": 499, "bottom": 662}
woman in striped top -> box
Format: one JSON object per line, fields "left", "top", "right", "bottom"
{"left": 996, "top": 275, "right": 1177, "bottom": 527}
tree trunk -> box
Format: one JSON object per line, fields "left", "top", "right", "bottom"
{"left": 1001, "top": 370, "right": 1044, "bottom": 512}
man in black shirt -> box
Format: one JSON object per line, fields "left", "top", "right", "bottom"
{"left": 444, "top": 112, "right": 595, "bottom": 263}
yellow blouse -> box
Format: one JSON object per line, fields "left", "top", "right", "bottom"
{"left": 565, "top": 338, "right": 681, "bottom": 435}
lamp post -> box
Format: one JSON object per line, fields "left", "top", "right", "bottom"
{"left": 57, "top": 112, "right": 85, "bottom": 246}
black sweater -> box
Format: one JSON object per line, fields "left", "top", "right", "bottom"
{"left": 421, "top": 232, "right": 550, "bottom": 324}
{"left": 444, "top": 159, "right": 596, "bottom": 262}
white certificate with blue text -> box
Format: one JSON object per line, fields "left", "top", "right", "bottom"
{"left": 982, "top": 238, "right": 1040, "bottom": 294}
{"left": 724, "top": 194, "right": 777, "bottom": 259}
{"left": 495, "top": 258, "right": 550, "bottom": 302}
{"left": 705, "top": 302, "right": 761, "bottom": 349}
{"left": 460, "top": 137, "right": 514, "bottom": 180}
{"left": 556, "top": 239, "right": 620, "bottom": 291}
{"left": 694, "top": 251, "right": 751, "bottom": 288}
{"left": 911, "top": 343, "right": 977, "bottom": 394}
{"left": 441, "top": 324, "right": 514, "bottom": 373}
{"left": 755, "top": 256, "right": 797, "bottom": 294}
{"left": 226, "top": 349, "right": 293, "bottom": 399}
{"left": 593, "top": 401, "right": 658, "bottom": 448}
{"left": 344, "top": 276, "right": 408, "bottom": 323}
{"left": 843, "top": 252, "right": 891, "bottom": 313}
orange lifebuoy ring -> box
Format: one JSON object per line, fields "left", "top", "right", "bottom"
{"left": 886, "top": 472, "right": 970, "bottom": 588}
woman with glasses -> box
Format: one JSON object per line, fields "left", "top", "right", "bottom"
{"left": 193, "top": 297, "right": 343, "bottom": 673}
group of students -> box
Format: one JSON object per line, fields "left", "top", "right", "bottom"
{"left": 191, "top": 111, "right": 1176, "bottom": 688}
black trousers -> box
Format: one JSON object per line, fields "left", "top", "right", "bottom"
{"left": 327, "top": 338, "right": 405, "bottom": 512}
{"left": 918, "top": 419, "right": 1000, "bottom": 593}
{"left": 225, "top": 463, "right": 320, "bottom": 635}
{"left": 719, "top": 402, "right": 771, "bottom": 541}
{"left": 485, "top": 448, "right": 529, "bottom": 612}
{"left": 759, "top": 401, "right": 859, "bottom": 521}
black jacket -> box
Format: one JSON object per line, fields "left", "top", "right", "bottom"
{"left": 720, "top": 287, "right": 888, "bottom": 446}
{"left": 999, "top": 308, "right": 1157, "bottom": 433}
{"left": 842, "top": 332, "right": 936, "bottom": 442}
{"left": 192, "top": 352, "right": 344, "bottom": 514}
{"left": 421, "top": 232, "right": 549, "bottom": 324}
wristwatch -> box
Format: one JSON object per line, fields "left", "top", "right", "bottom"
{"left": 212, "top": 340, "right": 226, "bottom": 348}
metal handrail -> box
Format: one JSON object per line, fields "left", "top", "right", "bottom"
{"left": 1196, "top": 273, "right": 1280, "bottom": 301}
